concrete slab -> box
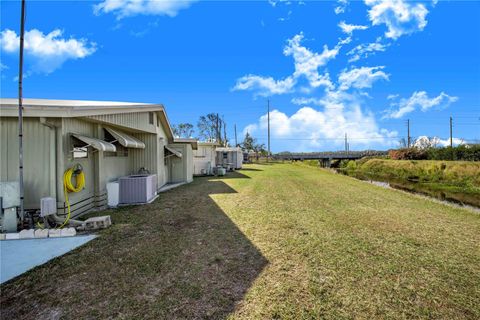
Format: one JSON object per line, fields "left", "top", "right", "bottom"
{"left": 19, "top": 229, "right": 35, "bottom": 239}
{"left": 0, "top": 235, "right": 96, "bottom": 284}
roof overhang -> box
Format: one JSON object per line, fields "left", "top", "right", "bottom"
{"left": 105, "top": 127, "right": 145, "bottom": 149}
{"left": 0, "top": 98, "right": 165, "bottom": 118}
{"left": 173, "top": 138, "right": 198, "bottom": 150}
{"left": 198, "top": 141, "right": 221, "bottom": 147}
{"left": 72, "top": 134, "right": 116, "bottom": 152}
{"left": 165, "top": 146, "right": 182, "bottom": 158}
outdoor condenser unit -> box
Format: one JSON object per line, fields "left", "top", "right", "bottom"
{"left": 118, "top": 174, "right": 157, "bottom": 204}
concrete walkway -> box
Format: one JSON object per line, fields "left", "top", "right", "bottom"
{"left": 0, "top": 235, "right": 96, "bottom": 284}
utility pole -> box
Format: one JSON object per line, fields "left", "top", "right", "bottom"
{"left": 234, "top": 124, "right": 238, "bottom": 147}
{"left": 407, "top": 119, "right": 411, "bottom": 148}
{"left": 344, "top": 132, "right": 348, "bottom": 153}
{"left": 449, "top": 116, "right": 453, "bottom": 148}
{"left": 223, "top": 116, "right": 227, "bottom": 147}
{"left": 18, "top": 0, "right": 26, "bottom": 223}
{"left": 216, "top": 113, "right": 220, "bottom": 143}
{"left": 267, "top": 99, "right": 270, "bottom": 162}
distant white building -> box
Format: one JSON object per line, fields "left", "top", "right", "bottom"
{"left": 216, "top": 147, "right": 243, "bottom": 170}
{"left": 193, "top": 142, "right": 219, "bottom": 175}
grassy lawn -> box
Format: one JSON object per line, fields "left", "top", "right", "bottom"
{"left": 1, "top": 163, "right": 479, "bottom": 319}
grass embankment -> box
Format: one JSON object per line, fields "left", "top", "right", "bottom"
{"left": 338, "top": 159, "right": 480, "bottom": 207}
{"left": 1, "top": 164, "right": 479, "bottom": 319}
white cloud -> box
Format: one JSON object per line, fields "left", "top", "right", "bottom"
{"left": 347, "top": 37, "right": 389, "bottom": 62}
{"left": 233, "top": 32, "right": 340, "bottom": 96}
{"left": 414, "top": 135, "right": 464, "bottom": 148}
{"left": 384, "top": 91, "right": 458, "bottom": 118}
{"left": 0, "top": 62, "right": 8, "bottom": 71}
{"left": 338, "top": 21, "right": 368, "bottom": 35}
{"left": 245, "top": 90, "right": 397, "bottom": 151}
{"left": 233, "top": 75, "right": 296, "bottom": 96}
{"left": 284, "top": 33, "right": 338, "bottom": 88}
{"left": 0, "top": 29, "right": 96, "bottom": 74}
{"left": 94, "top": 0, "right": 197, "bottom": 19}
{"left": 387, "top": 94, "right": 399, "bottom": 100}
{"left": 365, "top": 0, "right": 429, "bottom": 39}
{"left": 338, "top": 66, "right": 389, "bottom": 90}
{"left": 334, "top": 0, "right": 349, "bottom": 14}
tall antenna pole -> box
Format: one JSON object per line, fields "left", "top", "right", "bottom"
{"left": 216, "top": 113, "right": 219, "bottom": 143}
{"left": 267, "top": 99, "right": 270, "bottom": 162}
{"left": 223, "top": 116, "right": 227, "bottom": 147}
{"left": 407, "top": 119, "right": 411, "bottom": 148}
{"left": 18, "top": 0, "right": 26, "bottom": 223}
{"left": 234, "top": 124, "right": 237, "bottom": 147}
{"left": 344, "top": 132, "right": 348, "bottom": 153}
{"left": 449, "top": 116, "right": 453, "bottom": 148}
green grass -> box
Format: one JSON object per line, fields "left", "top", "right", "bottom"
{"left": 339, "top": 159, "right": 480, "bottom": 207}
{"left": 1, "top": 163, "right": 479, "bottom": 319}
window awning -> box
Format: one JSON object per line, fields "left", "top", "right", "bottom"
{"left": 105, "top": 127, "right": 145, "bottom": 149}
{"left": 72, "top": 134, "right": 116, "bottom": 152}
{"left": 165, "top": 145, "right": 182, "bottom": 158}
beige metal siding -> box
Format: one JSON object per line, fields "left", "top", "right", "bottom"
{"left": 193, "top": 145, "right": 216, "bottom": 175}
{"left": 130, "top": 133, "right": 158, "bottom": 182}
{"left": 0, "top": 117, "right": 54, "bottom": 209}
{"left": 167, "top": 144, "right": 193, "bottom": 183}
{"left": 61, "top": 118, "right": 97, "bottom": 216}
{"left": 85, "top": 112, "right": 157, "bottom": 133}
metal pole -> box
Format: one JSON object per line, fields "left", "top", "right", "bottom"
{"left": 18, "top": 0, "right": 26, "bottom": 223}
{"left": 234, "top": 124, "right": 237, "bottom": 147}
{"left": 344, "top": 132, "right": 348, "bottom": 153}
{"left": 223, "top": 116, "right": 227, "bottom": 147}
{"left": 407, "top": 119, "right": 410, "bottom": 148}
{"left": 216, "top": 113, "right": 219, "bottom": 143}
{"left": 450, "top": 116, "right": 453, "bottom": 148}
{"left": 267, "top": 99, "right": 270, "bottom": 162}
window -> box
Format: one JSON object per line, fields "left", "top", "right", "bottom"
{"left": 73, "top": 147, "right": 88, "bottom": 159}
{"left": 149, "top": 112, "right": 154, "bottom": 125}
{"left": 72, "top": 137, "right": 88, "bottom": 159}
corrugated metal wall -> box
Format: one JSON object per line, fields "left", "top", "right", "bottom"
{"left": 129, "top": 132, "right": 158, "bottom": 178}
{"left": 0, "top": 118, "right": 53, "bottom": 208}
{"left": 1, "top": 110, "right": 172, "bottom": 216}
{"left": 61, "top": 118, "right": 97, "bottom": 216}
{"left": 86, "top": 112, "right": 157, "bottom": 133}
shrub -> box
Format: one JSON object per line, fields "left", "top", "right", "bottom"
{"left": 388, "top": 148, "right": 428, "bottom": 160}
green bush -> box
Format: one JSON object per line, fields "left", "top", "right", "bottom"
{"left": 389, "top": 145, "right": 480, "bottom": 161}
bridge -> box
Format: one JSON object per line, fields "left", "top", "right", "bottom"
{"left": 274, "top": 151, "right": 388, "bottom": 167}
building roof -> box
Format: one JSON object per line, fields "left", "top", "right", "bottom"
{"left": 173, "top": 138, "right": 198, "bottom": 150}
{"left": 0, "top": 98, "right": 176, "bottom": 142}
{"left": 198, "top": 141, "right": 221, "bottom": 146}
{"left": 0, "top": 98, "right": 164, "bottom": 117}
{"left": 216, "top": 147, "right": 242, "bottom": 152}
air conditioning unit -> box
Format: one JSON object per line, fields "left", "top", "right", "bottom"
{"left": 118, "top": 174, "right": 157, "bottom": 204}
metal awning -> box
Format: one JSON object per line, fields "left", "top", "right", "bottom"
{"left": 165, "top": 146, "right": 182, "bottom": 158}
{"left": 72, "top": 134, "right": 116, "bottom": 152}
{"left": 105, "top": 127, "right": 145, "bottom": 149}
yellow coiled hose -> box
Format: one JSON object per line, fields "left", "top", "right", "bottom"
{"left": 61, "top": 165, "right": 85, "bottom": 228}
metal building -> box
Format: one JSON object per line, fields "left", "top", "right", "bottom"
{"left": 0, "top": 98, "right": 196, "bottom": 217}
{"left": 215, "top": 147, "right": 243, "bottom": 170}
{"left": 192, "top": 142, "right": 219, "bottom": 175}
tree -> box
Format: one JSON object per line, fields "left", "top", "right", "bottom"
{"left": 172, "top": 123, "right": 194, "bottom": 138}
{"left": 197, "top": 113, "right": 228, "bottom": 145}
{"left": 197, "top": 113, "right": 219, "bottom": 142}
{"left": 241, "top": 132, "right": 255, "bottom": 151}
{"left": 241, "top": 132, "right": 265, "bottom": 160}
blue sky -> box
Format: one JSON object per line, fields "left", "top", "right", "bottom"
{"left": 1, "top": 0, "right": 479, "bottom": 152}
